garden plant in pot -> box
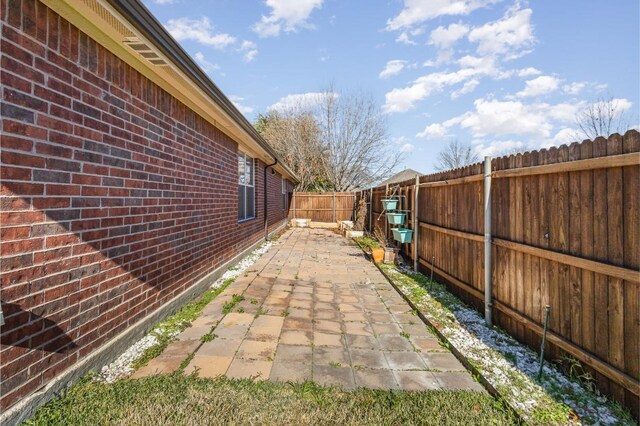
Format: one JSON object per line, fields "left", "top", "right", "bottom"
{"left": 374, "top": 227, "right": 398, "bottom": 263}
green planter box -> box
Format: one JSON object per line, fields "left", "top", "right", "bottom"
{"left": 386, "top": 213, "right": 406, "bottom": 225}
{"left": 392, "top": 228, "right": 413, "bottom": 243}
{"left": 381, "top": 199, "right": 398, "bottom": 210}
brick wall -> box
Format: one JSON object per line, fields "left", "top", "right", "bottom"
{"left": 0, "top": 0, "right": 291, "bottom": 411}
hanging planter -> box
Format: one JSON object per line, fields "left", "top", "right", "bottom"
{"left": 386, "top": 212, "right": 406, "bottom": 225}
{"left": 381, "top": 198, "right": 398, "bottom": 210}
{"left": 392, "top": 228, "right": 413, "bottom": 243}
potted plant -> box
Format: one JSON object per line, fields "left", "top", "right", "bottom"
{"left": 374, "top": 228, "right": 399, "bottom": 263}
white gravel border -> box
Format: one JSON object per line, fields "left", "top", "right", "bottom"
{"left": 384, "top": 265, "right": 632, "bottom": 426}
{"left": 95, "top": 240, "right": 275, "bottom": 383}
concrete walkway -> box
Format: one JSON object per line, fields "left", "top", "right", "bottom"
{"left": 133, "top": 228, "right": 483, "bottom": 392}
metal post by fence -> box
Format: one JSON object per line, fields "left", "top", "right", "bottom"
{"left": 484, "top": 156, "right": 493, "bottom": 327}
{"left": 368, "top": 188, "right": 373, "bottom": 232}
{"left": 332, "top": 191, "right": 336, "bottom": 222}
{"left": 413, "top": 174, "right": 419, "bottom": 271}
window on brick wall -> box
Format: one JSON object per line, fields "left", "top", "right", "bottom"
{"left": 238, "top": 152, "right": 255, "bottom": 221}
{"left": 282, "top": 177, "right": 287, "bottom": 210}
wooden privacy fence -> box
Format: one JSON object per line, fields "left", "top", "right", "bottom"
{"left": 290, "top": 192, "right": 355, "bottom": 222}
{"left": 359, "top": 130, "right": 640, "bottom": 418}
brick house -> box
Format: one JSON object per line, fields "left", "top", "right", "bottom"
{"left": 0, "top": 0, "right": 296, "bottom": 422}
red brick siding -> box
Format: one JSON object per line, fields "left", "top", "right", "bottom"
{"left": 0, "top": 0, "right": 291, "bottom": 411}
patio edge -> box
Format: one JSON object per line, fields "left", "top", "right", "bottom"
{"left": 1, "top": 222, "right": 288, "bottom": 426}
{"left": 350, "top": 238, "right": 524, "bottom": 424}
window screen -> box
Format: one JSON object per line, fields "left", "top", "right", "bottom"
{"left": 238, "top": 152, "right": 255, "bottom": 221}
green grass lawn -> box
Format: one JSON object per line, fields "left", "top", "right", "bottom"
{"left": 26, "top": 374, "right": 518, "bottom": 425}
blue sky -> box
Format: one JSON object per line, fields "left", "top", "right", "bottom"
{"left": 141, "top": 0, "right": 639, "bottom": 174}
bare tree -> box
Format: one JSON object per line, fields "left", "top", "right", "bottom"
{"left": 255, "top": 110, "right": 328, "bottom": 191}
{"left": 316, "top": 88, "right": 401, "bottom": 191}
{"left": 574, "top": 97, "right": 630, "bottom": 140}
{"left": 435, "top": 139, "right": 479, "bottom": 170}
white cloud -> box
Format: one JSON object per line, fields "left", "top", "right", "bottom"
{"left": 417, "top": 123, "right": 449, "bottom": 138}
{"left": 155, "top": 0, "right": 175, "bottom": 4}
{"left": 562, "top": 82, "right": 588, "bottom": 95}
{"left": 467, "top": 6, "right": 535, "bottom": 59}
{"left": 471, "top": 139, "right": 527, "bottom": 157}
{"left": 400, "top": 143, "right": 415, "bottom": 153}
{"left": 418, "top": 98, "right": 587, "bottom": 142}
{"left": 194, "top": 52, "right": 220, "bottom": 74}
{"left": 386, "top": 0, "right": 500, "bottom": 31}
{"left": 553, "top": 127, "right": 577, "bottom": 144}
{"left": 268, "top": 92, "right": 333, "bottom": 112}
{"left": 396, "top": 31, "right": 417, "bottom": 45}
{"left": 239, "top": 40, "right": 258, "bottom": 62}
{"left": 384, "top": 56, "right": 504, "bottom": 112}
{"left": 379, "top": 60, "right": 407, "bottom": 79}
{"left": 253, "top": 0, "right": 324, "bottom": 38}
{"left": 517, "top": 67, "right": 542, "bottom": 77}
{"left": 429, "top": 22, "right": 469, "bottom": 49}
{"left": 517, "top": 75, "right": 560, "bottom": 97}
{"left": 451, "top": 79, "right": 479, "bottom": 99}
{"left": 166, "top": 17, "right": 236, "bottom": 49}
{"left": 229, "top": 95, "right": 254, "bottom": 114}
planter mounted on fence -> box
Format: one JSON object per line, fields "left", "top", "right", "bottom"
{"left": 386, "top": 213, "right": 406, "bottom": 225}
{"left": 392, "top": 228, "right": 413, "bottom": 243}
{"left": 381, "top": 198, "right": 398, "bottom": 210}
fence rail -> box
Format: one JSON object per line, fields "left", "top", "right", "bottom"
{"left": 358, "top": 130, "right": 640, "bottom": 418}
{"left": 290, "top": 192, "right": 355, "bottom": 222}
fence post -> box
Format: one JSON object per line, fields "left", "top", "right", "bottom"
{"left": 293, "top": 190, "right": 296, "bottom": 219}
{"left": 368, "top": 188, "right": 373, "bottom": 232}
{"left": 484, "top": 156, "right": 493, "bottom": 327}
{"left": 332, "top": 191, "right": 336, "bottom": 223}
{"left": 413, "top": 174, "right": 419, "bottom": 271}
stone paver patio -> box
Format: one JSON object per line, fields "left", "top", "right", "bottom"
{"left": 133, "top": 228, "right": 483, "bottom": 392}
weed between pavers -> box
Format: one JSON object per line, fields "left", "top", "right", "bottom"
{"left": 222, "top": 294, "right": 245, "bottom": 314}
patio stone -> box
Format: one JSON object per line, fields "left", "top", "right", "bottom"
{"left": 273, "top": 343, "right": 312, "bottom": 362}
{"left": 422, "top": 352, "right": 466, "bottom": 371}
{"left": 162, "top": 339, "right": 201, "bottom": 357}
{"left": 314, "top": 320, "right": 342, "bottom": 334}
{"left": 400, "top": 322, "right": 433, "bottom": 337}
{"left": 345, "top": 334, "right": 379, "bottom": 350}
{"left": 385, "top": 351, "right": 427, "bottom": 370}
{"left": 236, "top": 339, "right": 277, "bottom": 360}
{"left": 343, "top": 322, "right": 373, "bottom": 336}
{"left": 377, "top": 335, "right": 413, "bottom": 351}
{"left": 368, "top": 313, "right": 395, "bottom": 323}
{"left": 313, "top": 365, "right": 355, "bottom": 390}
{"left": 354, "top": 368, "right": 399, "bottom": 390}
{"left": 131, "top": 356, "right": 183, "bottom": 378}
{"left": 279, "top": 330, "right": 312, "bottom": 346}
{"left": 252, "top": 315, "right": 284, "bottom": 329}
{"left": 282, "top": 317, "right": 313, "bottom": 331}
{"left": 371, "top": 322, "right": 402, "bottom": 336}
{"left": 349, "top": 349, "right": 388, "bottom": 369}
{"left": 197, "top": 339, "right": 241, "bottom": 357}
{"left": 411, "top": 337, "right": 444, "bottom": 352}
{"left": 270, "top": 361, "right": 311, "bottom": 383}
{"left": 220, "top": 313, "right": 255, "bottom": 327}
{"left": 341, "top": 312, "right": 368, "bottom": 322}
{"left": 176, "top": 326, "right": 211, "bottom": 341}
{"left": 313, "top": 347, "right": 350, "bottom": 366}
{"left": 226, "top": 358, "right": 272, "bottom": 380}
{"left": 314, "top": 331, "right": 344, "bottom": 347}
{"left": 184, "top": 355, "right": 232, "bottom": 378}
{"left": 246, "top": 326, "right": 281, "bottom": 342}
{"left": 314, "top": 310, "right": 340, "bottom": 321}
{"left": 394, "top": 371, "right": 441, "bottom": 391}
{"left": 432, "top": 372, "right": 485, "bottom": 391}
